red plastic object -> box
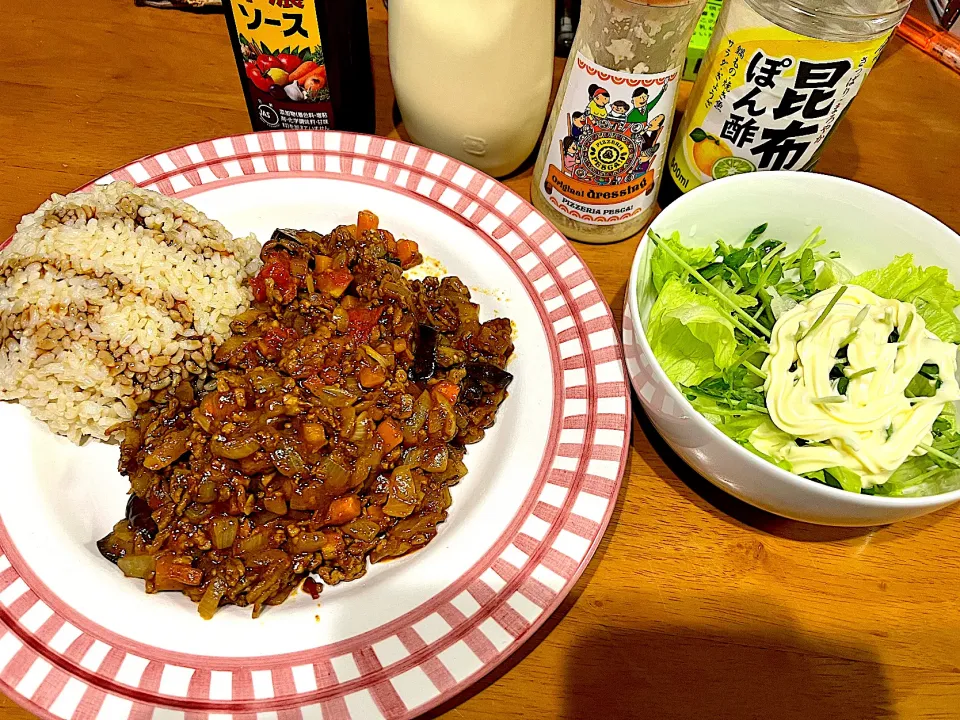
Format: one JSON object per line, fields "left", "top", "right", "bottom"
{"left": 897, "top": 13, "right": 960, "bottom": 74}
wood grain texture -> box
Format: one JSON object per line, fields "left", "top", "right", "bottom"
{"left": 1, "top": 1, "right": 959, "bottom": 718}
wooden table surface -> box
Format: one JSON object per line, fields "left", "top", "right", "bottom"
{"left": 2, "top": 1, "right": 960, "bottom": 718}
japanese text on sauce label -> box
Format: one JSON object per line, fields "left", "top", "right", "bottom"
{"left": 668, "top": 1, "right": 890, "bottom": 192}
{"left": 227, "top": 0, "right": 333, "bottom": 130}
{"left": 236, "top": 0, "right": 314, "bottom": 43}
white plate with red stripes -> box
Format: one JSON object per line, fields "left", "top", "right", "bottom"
{"left": 0, "top": 132, "right": 629, "bottom": 720}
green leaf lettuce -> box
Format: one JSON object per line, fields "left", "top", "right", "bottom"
{"left": 852, "top": 254, "right": 960, "bottom": 342}
{"left": 647, "top": 277, "right": 740, "bottom": 386}
{"left": 650, "top": 231, "right": 716, "bottom": 294}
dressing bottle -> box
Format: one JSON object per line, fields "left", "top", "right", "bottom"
{"left": 531, "top": 0, "right": 706, "bottom": 244}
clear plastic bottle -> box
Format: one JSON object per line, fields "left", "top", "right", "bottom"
{"left": 659, "top": 0, "right": 910, "bottom": 206}
{"left": 531, "top": 0, "right": 706, "bottom": 244}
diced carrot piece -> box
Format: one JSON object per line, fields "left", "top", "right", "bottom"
{"left": 433, "top": 380, "right": 460, "bottom": 404}
{"left": 302, "top": 423, "right": 326, "bottom": 449}
{"left": 377, "top": 417, "right": 403, "bottom": 452}
{"left": 324, "top": 495, "right": 362, "bottom": 525}
{"left": 366, "top": 505, "right": 387, "bottom": 524}
{"left": 357, "top": 210, "right": 379, "bottom": 234}
{"left": 397, "top": 240, "right": 419, "bottom": 265}
{"left": 358, "top": 365, "right": 386, "bottom": 389}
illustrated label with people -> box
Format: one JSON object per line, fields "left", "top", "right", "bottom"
{"left": 536, "top": 53, "right": 680, "bottom": 226}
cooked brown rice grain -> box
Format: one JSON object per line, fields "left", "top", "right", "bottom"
{"left": 0, "top": 182, "right": 261, "bottom": 443}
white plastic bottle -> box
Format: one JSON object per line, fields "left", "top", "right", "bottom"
{"left": 388, "top": 0, "right": 555, "bottom": 178}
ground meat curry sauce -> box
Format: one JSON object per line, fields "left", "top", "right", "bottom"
{"left": 97, "top": 211, "right": 514, "bottom": 618}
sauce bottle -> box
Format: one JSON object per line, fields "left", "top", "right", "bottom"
{"left": 223, "top": 0, "right": 376, "bottom": 134}
{"left": 659, "top": 0, "right": 910, "bottom": 206}
{"left": 531, "top": 0, "right": 706, "bottom": 244}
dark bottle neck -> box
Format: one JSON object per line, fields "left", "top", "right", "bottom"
{"left": 316, "top": 0, "right": 376, "bottom": 135}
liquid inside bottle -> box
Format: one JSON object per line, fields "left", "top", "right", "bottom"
{"left": 389, "top": 0, "right": 554, "bottom": 178}
{"left": 745, "top": 0, "right": 908, "bottom": 42}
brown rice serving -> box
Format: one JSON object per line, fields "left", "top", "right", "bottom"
{"left": 0, "top": 182, "right": 261, "bottom": 443}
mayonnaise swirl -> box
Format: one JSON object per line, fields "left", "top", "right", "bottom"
{"left": 752, "top": 285, "right": 960, "bottom": 488}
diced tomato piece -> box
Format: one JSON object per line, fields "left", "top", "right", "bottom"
{"left": 267, "top": 260, "right": 297, "bottom": 303}
{"left": 302, "top": 576, "right": 321, "bottom": 600}
{"left": 250, "top": 273, "right": 267, "bottom": 303}
{"left": 316, "top": 268, "right": 354, "bottom": 298}
{"left": 256, "top": 326, "right": 298, "bottom": 361}
{"left": 346, "top": 306, "right": 384, "bottom": 342}
{"left": 251, "top": 257, "right": 297, "bottom": 304}
{"left": 270, "top": 326, "right": 298, "bottom": 344}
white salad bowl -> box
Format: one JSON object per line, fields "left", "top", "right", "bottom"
{"left": 625, "top": 171, "right": 960, "bottom": 526}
